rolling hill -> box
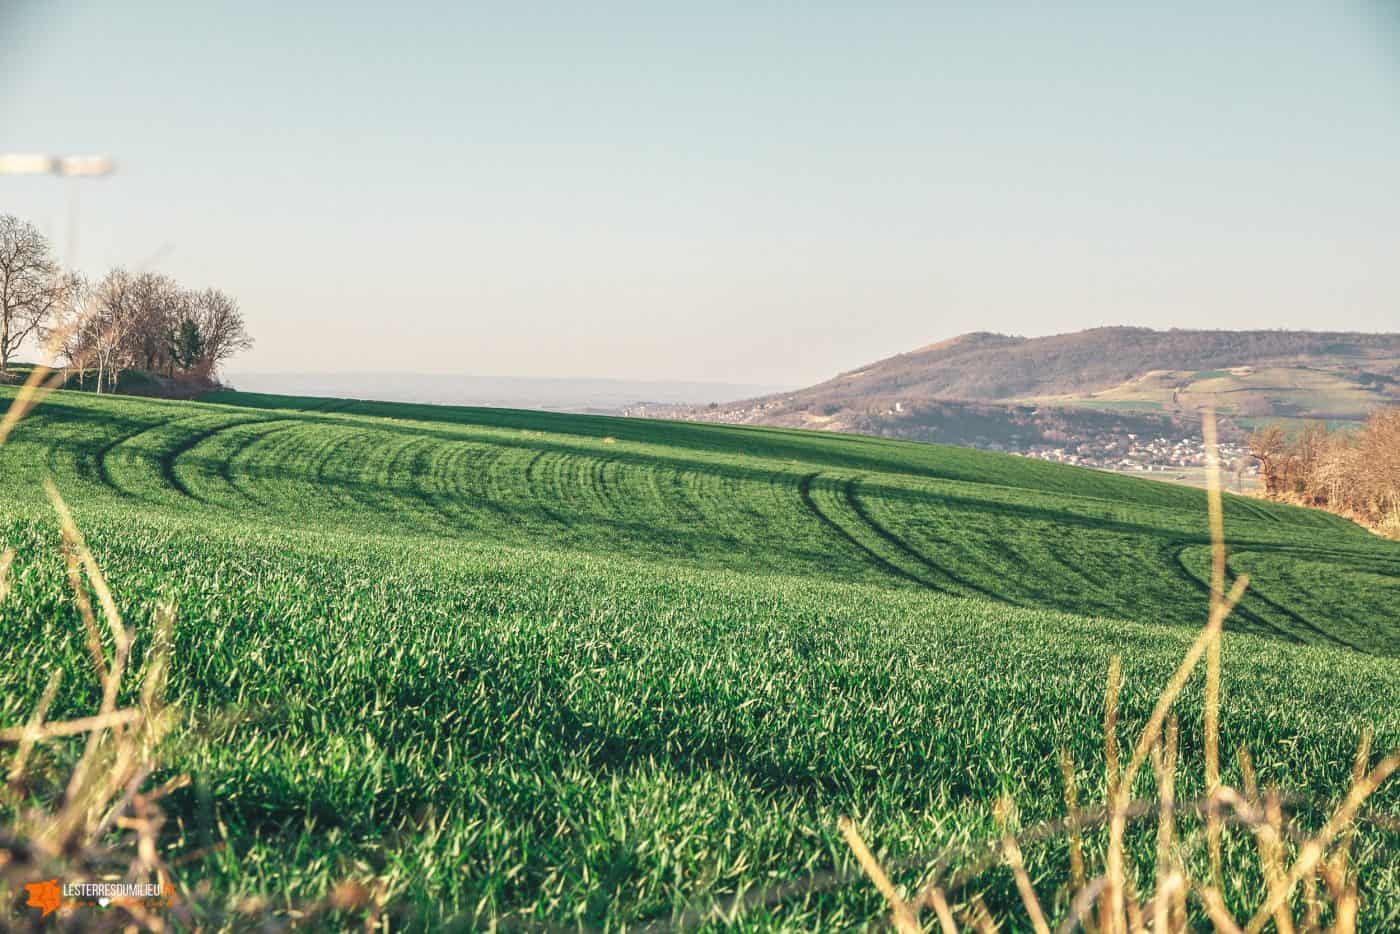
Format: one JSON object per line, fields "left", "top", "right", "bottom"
{"left": 1, "top": 387, "right": 1398, "bottom": 926}
{"left": 671, "top": 328, "right": 1400, "bottom": 445}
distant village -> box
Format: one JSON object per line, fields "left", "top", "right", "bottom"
{"left": 628, "top": 399, "right": 1258, "bottom": 481}
{"left": 1018, "top": 435, "right": 1255, "bottom": 477}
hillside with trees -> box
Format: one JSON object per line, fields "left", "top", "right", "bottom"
{"left": 1250, "top": 408, "right": 1400, "bottom": 537}
{"left": 0, "top": 213, "right": 252, "bottom": 395}
{"left": 658, "top": 328, "right": 1400, "bottom": 469}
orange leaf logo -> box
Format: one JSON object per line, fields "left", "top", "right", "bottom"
{"left": 25, "top": 878, "right": 62, "bottom": 918}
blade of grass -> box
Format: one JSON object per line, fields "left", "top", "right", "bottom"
{"left": 1059, "top": 748, "right": 1089, "bottom": 908}
{"left": 995, "top": 798, "right": 1049, "bottom": 934}
{"left": 1244, "top": 751, "right": 1400, "bottom": 933}
{"left": 838, "top": 816, "right": 920, "bottom": 934}
{"left": 1103, "top": 655, "right": 1124, "bottom": 934}
{"left": 1151, "top": 717, "right": 1178, "bottom": 934}
{"left": 1202, "top": 409, "right": 1225, "bottom": 892}
{"left": 5, "top": 668, "right": 64, "bottom": 785}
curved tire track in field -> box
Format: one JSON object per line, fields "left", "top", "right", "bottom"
{"left": 216, "top": 420, "right": 313, "bottom": 508}
{"left": 843, "top": 477, "right": 1005, "bottom": 602}
{"left": 1171, "top": 542, "right": 1356, "bottom": 649}
{"left": 51, "top": 402, "right": 1398, "bottom": 654}
{"left": 1225, "top": 496, "right": 1284, "bottom": 524}
{"left": 1167, "top": 542, "right": 1298, "bottom": 643}
{"left": 214, "top": 421, "right": 303, "bottom": 507}
{"left": 1229, "top": 551, "right": 1363, "bottom": 652}
{"left": 429, "top": 441, "right": 497, "bottom": 527}
{"left": 797, "top": 472, "right": 953, "bottom": 592}
{"left": 304, "top": 428, "right": 452, "bottom": 532}
{"left": 386, "top": 434, "right": 464, "bottom": 533}
{"left": 408, "top": 439, "right": 474, "bottom": 530}
{"left": 90, "top": 422, "right": 172, "bottom": 497}
{"left": 22, "top": 412, "right": 158, "bottom": 494}
{"left": 162, "top": 418, "right": 299, "bottom": 504}
{"left": 522, "top": 448, "right": 577, "bottom": 528}
{"left": 94, "top": 415, "right": 267, "bottom": 503}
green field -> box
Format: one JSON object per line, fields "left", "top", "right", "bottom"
{"left": 2, "top": 388, "right": 1399, "bottom": 927}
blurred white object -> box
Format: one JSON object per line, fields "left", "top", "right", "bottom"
{"left": 0, "top": 153, "right": 57, "bottom": 174}
{"left": 57, "top": 155, "right": 115, "bottom": 176}
{"left": 0, "top": 154, "right": 115, "bottom": 176}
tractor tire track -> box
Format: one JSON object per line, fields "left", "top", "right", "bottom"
{"left": 94, "top": 415, "right": 267, "bottom": 503}
{"left": 1171, "top": 543, "right": 1352, "bottom": 648}
{"left": 843, "top": 477, "right": 1003, "bottom": 602}
{"left": 797, "top": 472, "right": 952, "bottom": 592}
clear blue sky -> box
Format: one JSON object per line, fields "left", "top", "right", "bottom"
{"left": 3, "top": 1, "right": 1398, "bottom": 385}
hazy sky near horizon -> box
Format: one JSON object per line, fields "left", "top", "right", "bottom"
{"left": 3, "top": 2, "right": 1398, "bottom": 386}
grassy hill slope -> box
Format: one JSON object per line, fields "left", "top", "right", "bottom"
{"left": 1, "top": 387, "right": 1398, "bottom": 926}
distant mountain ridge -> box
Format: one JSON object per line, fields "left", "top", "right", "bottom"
{"left": 661, "top": 328, "right": 1400, "bottom": 458}
{"left": 807, "top": 327, "right": 1400, "bottom": 405}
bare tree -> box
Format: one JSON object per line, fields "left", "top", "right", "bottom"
{"left": 125, "top": 273, "right": 184, "bottom": 374}
{"left": 1250, "top": 409, "right": 1400, "bottom": 536}
{"left": 1247, "top": 425, "right": 1286, "bottom": 495}
{"left": 86, "top": 269, "right": 140, "bottom": 394}
{"left": 39, "top": 272, "right": 92, "bottom": 386}
{"left": 188, "top": 288, "right": 252, "bottom": 381}
{"left": 0, "top": 214, "right": 64, "bottom": 380}
{"left": 2, "top": 212, "right": 255, "bottom": 395}
{"left": 1358, "top": 408, "right": 1400, "bottom": 531}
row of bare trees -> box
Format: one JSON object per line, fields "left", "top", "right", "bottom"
{"left": 0, "top": 213, "right": 252, "bottom": 393}
{"left": 1249, "top": 408, "right": 1400, "bottom": 537}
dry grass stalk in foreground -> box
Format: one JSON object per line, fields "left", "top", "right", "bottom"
{"left": 0, "top": 328, "right": 190, "bottom": 929}
{"left": 1, "top": 342, "right": 389, "bottom": 930}
{"left": 0, "top": 483, "right": 187, "bottom": 931}
{"left": 840, "top": 409, "right": 1399, "bottom": 932}
{"left": 0, "top": 328, "right": 158, "bottom": 929}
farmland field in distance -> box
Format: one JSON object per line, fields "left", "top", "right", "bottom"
{"left": 1, "top": 386, "right": 1398, "bottom": 927}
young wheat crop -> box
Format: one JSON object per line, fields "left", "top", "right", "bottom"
{"left": 839, "top": 411, "right": 1398, "bottom": 932}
